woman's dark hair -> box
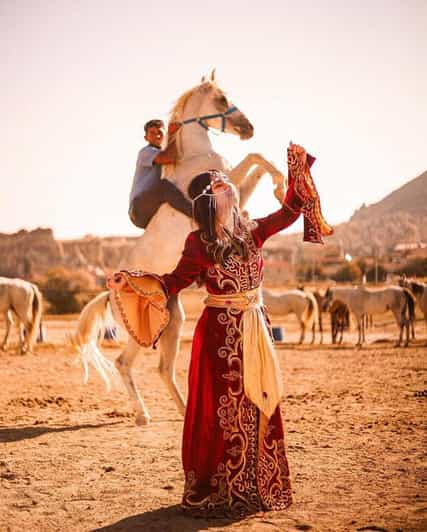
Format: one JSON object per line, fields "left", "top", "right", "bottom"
{"left": 188, "top": 170, "right": 251, "bottom": 266}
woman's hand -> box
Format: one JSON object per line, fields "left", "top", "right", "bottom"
{"left": 106, "top": 273, "right": 127, "bottom": 291}
{"left": 288, "top": 142, "right": 307, "bottom": 166}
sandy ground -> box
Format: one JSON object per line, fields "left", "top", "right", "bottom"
{"left": 0, "top": 311, "right": 426, "bottom": 532}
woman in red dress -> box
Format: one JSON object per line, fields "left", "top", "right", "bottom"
{"left": 159, "top": 144, "right": 322, "bottom": 517}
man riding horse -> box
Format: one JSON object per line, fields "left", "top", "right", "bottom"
{"left": 128, "top": 119, "right": 193, "bottom": 228}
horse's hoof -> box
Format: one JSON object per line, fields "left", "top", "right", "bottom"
{"left": 135, "top": 413, "right": 151, "bottom": 426}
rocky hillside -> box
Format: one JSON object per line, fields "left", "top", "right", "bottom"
{"left": 0, "top": 229, "right": 137, "bottom": 278}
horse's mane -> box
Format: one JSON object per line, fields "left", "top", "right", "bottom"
{"left": 165, "top": 80, "right": 220, "bottom": 165}
{"left": 169, "top": 80, "right": 216, "bottom": 122}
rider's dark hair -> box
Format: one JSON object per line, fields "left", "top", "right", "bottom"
{"left": 144, "top": 119, "right": 164, "bottom": 132}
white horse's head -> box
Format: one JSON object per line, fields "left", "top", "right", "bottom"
{"left": 170, "top": 74, "right": 254, "bottom": 141}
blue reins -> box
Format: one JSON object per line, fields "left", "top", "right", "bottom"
{"left": 182, "top": 106, "right": 238, "bottom": 132}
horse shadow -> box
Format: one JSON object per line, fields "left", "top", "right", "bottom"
{"left": 0, "top": 422, "right": 122, "bottom": 444}
{"left": 93, "top": 504, "right": 256, "bottom": 532}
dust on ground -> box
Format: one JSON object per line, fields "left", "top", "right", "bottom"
{"left": 0, "top": 313, "right": 426, "bottom": 532}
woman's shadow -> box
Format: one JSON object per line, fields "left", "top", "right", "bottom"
{"left": 93, "top": 503, "right": 252, "bottom": 532}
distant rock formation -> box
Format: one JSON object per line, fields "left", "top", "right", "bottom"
{"left": 0, "top": 228, "right": 64, "bottom": 278}
{"left": 1, "top": 171, "right": 425, "bottom": 278}
{"left": 0, "top": 228, "right": 137, "bottom": 278}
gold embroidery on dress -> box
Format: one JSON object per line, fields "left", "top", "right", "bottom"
{"left": 201, "top": 229, "right": 263, "bottom": 293}
{"left": 183, "top": 253, "right": 292, "bottom": 515}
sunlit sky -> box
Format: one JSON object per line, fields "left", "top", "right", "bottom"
{"left": 2, "top": 0, "right": 426, "bottom": 239}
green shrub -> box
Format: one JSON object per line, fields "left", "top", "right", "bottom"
{"left": 331, "top": 262, "right": 363, "bottom": 283}
{"left": 42, "top": 268, "right": 97, "bottom": 314}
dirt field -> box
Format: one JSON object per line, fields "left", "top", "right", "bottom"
{"left": 0, "top": 311, "right": 426, "bottom": 532}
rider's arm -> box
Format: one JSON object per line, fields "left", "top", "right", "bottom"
{"left": 153, "top": 142, "right": 179, "bottom": 165}
{"left": 153, "top": 122, "right": 181, "bottom": 166}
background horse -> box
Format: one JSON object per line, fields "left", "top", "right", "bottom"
{"left": 71, "top": 73, "right": 287, "bottom": 425}
{"left": 407, "top": 280, "right": 427, "bottom": 330}
{"left": 399, "top": 278, "right": 427, "bottom": 336}
{"left": 262, "top": 288, "right": 319, "bottom": 344}
{"left": 0, "top": 277, "right": 43, "bottom": 354}
{"left": 329, "top": 300, "right": 350, "bottom": 344}
{"left": 298, "top": 285, "right": 324, "bottom": 344}
{"left": 324, "top": 286, "right": 415, "bottom": 347}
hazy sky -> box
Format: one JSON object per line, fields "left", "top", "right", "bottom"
{"left": 2, "top": 0, "right": 426, "bottom": 239}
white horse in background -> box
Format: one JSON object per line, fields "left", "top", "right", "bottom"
{"left": 71, "top": 72, "right": 287, "bottom": 425}
{"left": 0, "top": 277, "right": 43, "bottom": 354}
{"left": 323, "top": 285, "right": 415, "bottom": 347}
{"left": 262, "top": 289, "right": 319, "bottom": 344}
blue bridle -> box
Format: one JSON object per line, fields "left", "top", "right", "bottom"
{"left": 182, "top": 106, "right": 238, "bottom": 132}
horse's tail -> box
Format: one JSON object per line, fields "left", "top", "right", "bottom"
{"left": 27, "top": 284, "right": 43, "bottom": 350}
{"left": 70, "top": 291, "right": 118, "bottom": 391}
{"left": 402, "top": 287, "right": 415, "bottom": 322}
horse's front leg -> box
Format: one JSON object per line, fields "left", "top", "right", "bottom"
{"left": 338, "top": 323, "right": 344, "bottom": 344}
{"left": 229, "top": 153, "right": 285, "bottom": 205}
{"left": 115, "top": 338, "right": 151, "bottom": 425}
{"left": 319, "top": 313, "right": 323, "bottom": 344}
{"left": 157, "top": 295, "right": 186, "bottom": 417}
{"left": 238, "top": 167, "right": 266, "bottom": 208}
{"left": 356, "top": 317, "right": 363, "bottom": 347}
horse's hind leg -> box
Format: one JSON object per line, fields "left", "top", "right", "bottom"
{"left": 1, "top": 311, "right": 13, "bottom": 351}
{"left": 298, "top": 319, "right": 305, "bottom": 344}
{"left": 115, "top": 338, "right": 151, "bottom": 425}
{"left": 392, "top": 309, "right": 405, "bottom": 347}
{"left": 157, "top": 295, "right": 186, "bottom": 417}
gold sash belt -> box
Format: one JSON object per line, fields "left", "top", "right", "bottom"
{"left": 204, "top": 288, "right": 283, "bottom": 419}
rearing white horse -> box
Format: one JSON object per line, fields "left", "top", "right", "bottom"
{"left": 71, "top": 73, "right": 286, "bottom": 425}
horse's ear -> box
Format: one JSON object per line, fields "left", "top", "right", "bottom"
{"left": 210, "top": 68, "right": 216, "bottom": 81}
{"left": 201, "top": 75, "right": 206, "bottom": 82}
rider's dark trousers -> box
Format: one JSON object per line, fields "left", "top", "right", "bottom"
{"left": 129, "top": 179, "right": 193, "bottom": 229}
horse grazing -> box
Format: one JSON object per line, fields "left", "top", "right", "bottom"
{"left": 323, "top": 285, "right": 415, "bottom": 347}
{"left": 0, "top": 277, "right": 43, "bottom": 354}
{"left": 71, "top": 73, "right": 287, "bottom": 425}
{"left": 262, "top": 288, "right": 319, "bottom": 344}
{"left": 329, "top": 300, "right": 350, "bottom": 344}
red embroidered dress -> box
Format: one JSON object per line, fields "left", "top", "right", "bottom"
{"left": 161, "top": 195, "right": 303, "bottom": 516}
